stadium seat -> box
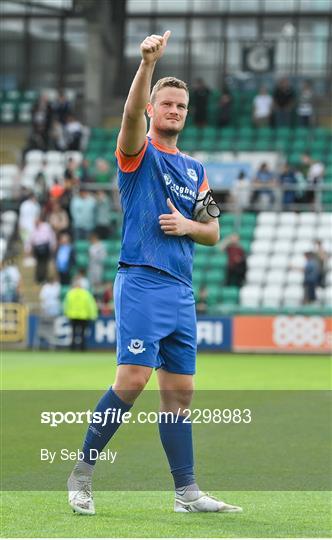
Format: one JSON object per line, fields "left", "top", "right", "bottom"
{"left": 273, "top": 240, "right": 292, "bottom": 254}
{"left": 293, "top": 240, "right": 314, "bottom": 254}
{"left": 46, "top": 151, "right": 64, "bottom": 166}
{"left": 283, "top": 285, "right": 303, "bottom": 306}
{"left": 268, "top": 254, "right": 289, "bottom": 269}
{"left": 45, "top": 165, "right": 63, "bottom": 185}
{"left": 0, "top": 164, "right": 19, "bottom": 177}
{"left": 251, "top": 239, "right": 271, "bottom": 254}
{"left": 254, "top": 225, "right": 275, "bottom": 241}
{"left": 289, "top": 253, "right": 306, "bottom": 270}
{"left": 278, "top": 212, "right": 298, "bottom": 226}
{"left": 275, "top": 226, "right": 295, "bottom": 240}
{"left": 324, "top": 287, "right": 332, "bottom": 306}
{"left": 298, "top": 213, "right": 317, "bottom": 226}
{"left": 286, "top": 270, "right": 303, "bottom": 286}
{"left": 24, "top": 164, "right": 40, "bottom": 177}
{"left": 325, "top": 271, "right": 332, "bottom": 286}
{"left": 221, "top": 287, "right": 239, "bottom": 305}
{"left": 240, "top": 285, "right": 261, "bottom": 308}
{"left": 296, "top": 226, "right": 315, "bottom": 240}
{"left": 0, "top": 238, "right": 7, "bottom": 262}
{"left": 261, "top": 285, "right": 282, "bottom": 307}
{"left": 65, "top": 151, "right": 83, "bottom": 165}
{"left": 256, "top": 212, "right": 278, "bottom": 227}
{"left": 25, "top": 150, "right": 44, "bottom": 166}
{"left": 245, "top": 267, "right": 266, "bottom": 285}
{"left": 319, "top": 213, "right": 332, "bottom": 227}
{"left": 246, "top": 254, "right": 269, "bottom": 273}
{"left": 265, "top": 269, "right": 285, "bottom": 286}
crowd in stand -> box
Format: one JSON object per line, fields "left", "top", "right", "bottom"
{"left": 230, "top": 154, "right": 325, "bottom": 211}
{"left": 191, "top": 77, "right": 315, "bottom": 128}
{"left": 23, "top": 90, "right": 88, "bottom": 156}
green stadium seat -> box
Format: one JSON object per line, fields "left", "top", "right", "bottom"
{"left": 254, "top": 127, "right": 274, "bottom": 140}
{"left": 205, "top": 268, "right": 225, "bottom": 284}
{"left": 239, "top": 225, "right": 255, "bottom": 240}
{"left": 221, "top": 214, "right": 235, "bottom": 227}
{"left": 6, "top": 90, "right": 20, "bottom": 101}
{"left": 103, "top": 268, "right": 118, "bottom": 282}
{"left": 209, "top": 252, "right": 227, "bottom": 267}
{"left": 221, "top": 287, "right": 239, "bottom": 305}
{"left": 291, "top": 140, "right": 310, "bottom": 153}
{"left": 75, "top": 240, "right": 89, "bottom": 253}
{"left": 235, "top": 140, "right": 254, "bottom": 151}
{"left": 274, "top": 140, "right": 289, "bottom": 152}
{"left": 254, "top": 140, "right": 273, "bottom": 151}
{"left": 193, "top": 252, "right": 208, "bottom": 269}
{"left": 76, "top": 253, "right": 89, "bottom": 269}
{"left": 241, "top": 213, "right": 256, "bottom": 227}
{"left": 104, "top": 254, "right": 119, "bottom": 269}
{"left": 181, "top": 140, "right": 198, "bottom": 152}
{"left": 207, "top": 284, "right": 222, "bottom": 306}
{"left": 199, "top": 139, "right": 217, "bottom": 152}
{"left": 241, "top": 239, "right": 252, "bottom": 252}
{"left": 215, "top": 139, "right": 233, "bottom": 151}
{"left": 23, "top": 90, "right": 38, "bottom": 102}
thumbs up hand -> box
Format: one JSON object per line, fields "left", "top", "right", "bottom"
{"left": 159, "top": 198, "right": 191, "bottom": 237}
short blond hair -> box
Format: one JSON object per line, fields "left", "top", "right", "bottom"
{"left": 150, "top": 77, "right": 189, "bottom": 104}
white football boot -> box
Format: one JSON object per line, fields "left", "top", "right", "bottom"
{"left": 67, "top": 470, "right": 95, "bottom": 515}
{"left": 175, "top": 490, "right": 243, "bottom": 513}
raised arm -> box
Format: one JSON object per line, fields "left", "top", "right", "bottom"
{"left": 117, "top": 31, "right": 171, "bottom": 156}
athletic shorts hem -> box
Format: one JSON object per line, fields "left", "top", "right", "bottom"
{"left": 156, "top": 366, "right": 195, "bottom": 376}
{"left": 117, "top": 360, "right": 156, "bottom": 369}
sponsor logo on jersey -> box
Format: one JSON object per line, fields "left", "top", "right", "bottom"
{"left": 128, "top": 339, "right": 146, "bottom": 355}
{"left": 187, "top": 168, "right": 198, "bottom": 182}
{"left": 163, "top": 171, "right": 197, "bottom": 202}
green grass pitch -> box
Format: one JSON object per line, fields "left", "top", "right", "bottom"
{"left": 2, "top": 350, "right": 331, "bottom": 538}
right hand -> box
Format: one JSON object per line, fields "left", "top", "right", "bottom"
{"left": 140, "top": 30, "right": 171, "bottom": 64}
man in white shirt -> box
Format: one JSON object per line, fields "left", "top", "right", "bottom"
{"left": 252, "top": 86, "right": 273, "bottom": 127}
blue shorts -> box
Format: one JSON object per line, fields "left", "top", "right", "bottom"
{"left": 114, "top": 266, "right": 197, "bottom": 375}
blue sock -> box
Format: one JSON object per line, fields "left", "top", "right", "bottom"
{"left": 158, "top": 415, "right": 195, "bottom": 488}
{"left": 82, "top": 387, "right": 132, "bottom": 465}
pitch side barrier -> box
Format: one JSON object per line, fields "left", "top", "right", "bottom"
{"left": 27, "top": 314, "right": 332, "bottom": 354}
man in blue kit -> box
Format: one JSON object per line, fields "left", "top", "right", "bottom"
{"left": 68, "top": 30, "right": 242, "bottom": 515}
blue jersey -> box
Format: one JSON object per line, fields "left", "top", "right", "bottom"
{"left": 115, "top": 137, "right": 209, "bottom": 286}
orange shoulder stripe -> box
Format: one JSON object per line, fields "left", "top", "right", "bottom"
{"left": 115, "top": 139, "right": 148, "bottom": 173}
{"left": 199, "top": 171, "right": 210, "bottom": 192}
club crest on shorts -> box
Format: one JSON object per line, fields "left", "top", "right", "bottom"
{"left": 128, "top": 339, "right": 146, "bottom": 355}
{"left": 187, "top": 168, "right": 198, "bottom": 182}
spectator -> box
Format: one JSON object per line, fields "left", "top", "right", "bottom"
{"left": 19, "top": 193, "right": 41, "bottom": 254}
{"left": 55, "top": 233, "right": 75, "bottom": 285}
{"left": 79, "top": 159, "right": 92, "bottom": 184}
{"left": 313, "top": 239, "right": 328, "bottom": 288}
{"left": 306, "top": 158, "right": 325, "bottom": 205}
{"left": 196, "top": 285, "right": 208, "bottom": 314}
{"left": 34, "top": 167, "right": 48, "bottom": 205}
{"left": 50, "top": 179, "right": 65, "bottom": 200}
{"left": 99, "top": 282, "right": 114, "bottom": 316}
{"left": 279, "top": 163, "right": 298, "bottom": 207}
{"left": 95, "top": 191, "right": 113, "bottom": 239}
{"left": 31, "top": 94, "right": 53, "bottom": 149}
{"left": 0, "top": 258, "right": 21, "bottom": 302}
{"left": 232, "top": 170, "right": 251, "bottom": 210}
{"left": 220, "top": 234, "right": 247, "bottom": 287}
{"left": 218, "top": 88, "right": 232, "bottom": 127}
{"left": 191, "top": 78, "right": 210, "bottom": 127}
{"left": 252, "top": 86, "right": 273, "bottom": 127}
{"left": 76, "top": 268, "right": 90, "bottom": 290}
{"left": 273, "top": 78, "right": 295, "bottom": 127}
{"left": 49, "top": 201, "right": 70, "bottom": 236}
{"left": 251, "top": 162, "right": 276, "bottom": 207}
{"left": 297, "top": 80, "right": 314, "bottom": 127}
{"left": 50, "top": 120, "right": 66, "bottom": 151}
{"left": 60, "top": 178, "right": 74, "bottom": 221}
{"left": 29, "top": 216, "right": 56, "bottom": 283}
{"left": 53, "top": 89, "right": 71, "bottom": 125}
{"left": 64, "top": 115, "right": 83, "bottom": 151}
{"left": 39, "top": 275, "right": 61, "bottom": 317}
{"left": 303, "top": 251, "right": 320, "bottom": 304}
{"left": 95, "top": 159, "right": 111, "bottom": 184}
{"left": 64, "top": 157, "right": 79, "bottom": 183}
{"left": 88, "top": 232, "right": 107, "bottom": 290}
{"left": 63, "top": 277, "right": 98, "bottom": 351}
{"left": 70, "top": 189, "right": 96, "bottom": 240}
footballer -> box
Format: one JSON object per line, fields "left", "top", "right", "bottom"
{"left": 68, "top": 30, "right": 242, "bottom": 515}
